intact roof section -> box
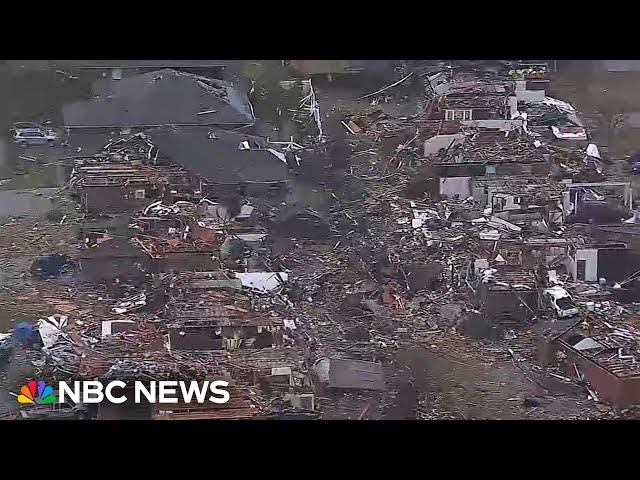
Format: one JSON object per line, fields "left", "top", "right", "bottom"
{"left": 147, "top": 126, "right": 288, "bottom": 184}
{"left": 63, "top": 69, "right": 253, "bottom": 128}
{"left": 58, "top": 60, "right": 232, "bottom": 69}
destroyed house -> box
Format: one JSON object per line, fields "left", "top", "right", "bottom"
{"left": 133, "top": 215, "right": 185, "bottom": 237}
{"left": 140, "top": 200, "right": 259, "bottom": 244}
{"left": 173, "top": 348, "right": 315, "bottom": 413}
{"left": 568, "top": 242, "right": 630, "bottom": 283}
{"left": 470, "top": 176, "right": 565, "bottom": 227}
{"left": 148, "top": 127, "right": 289, "bottom": 197}
{"left": 541, "top": 319, "right": 640, "bottom": 408}
{"left": 164, "top": 286, "right": 285, "bottom": 351}
{"left": 190, "top": 205, "right": 260, "bottom": 242}
{"left": 520, "top": 237, "right": 634, "bottom": 284}
{"left": 473, "top": 266, "right": 540, "bottom": 324}
{"left": 429, "top": 92, "right": 511, "bottom": 122}
{"left": 511, "top": 65, "right": 550, "bottom": 103}
{"left": 425, "top": 69, "right": 516, "bottom": 118}
{"left": 432, "top": 130, "right": 551, "bottom": 178}
{"left": 77, "top": 238, "right": 149, "bottom": 282}
{"left": 214, "top": 348, "right": 310, "bottom": 391}
{"left": 133, "top": 200, "right": 201, "bottom": 235}
{"left": 70, "top": 163, "right": 190, "bottom": 214}
{"left": 355, "top": 116, "right": 462, "bottom": 141}
{"left": 439, "top": 175, "right": 563, "bottom": 222}
{"left": 166, "top": 317, "right": 284, "bottom": 351}
{"left": 521, "top": 237, "right": 585, "bottom": 271}
{"left": 64, "top": 130, "right": 160, "bottom": 160}
{"left": 62, "top": 69, "right": 254, "bottom": 132}
{"left": 473, "top": 176, "right": 564, "bottom": 211}
{"left": 129, "top": 201, "right": 266, "bottom": 273}
{"left": 132, "top": 236, "right": 220, "bottom": 273}
{"left": 475, "top": 241, "right": 523, "bottom": 266}
{"left": 563, "top": 182, "right": 632, "bottom": 224}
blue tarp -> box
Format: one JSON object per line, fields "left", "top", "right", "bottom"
{"left": 12, "top": 322, "right": 38, "bottom": 344}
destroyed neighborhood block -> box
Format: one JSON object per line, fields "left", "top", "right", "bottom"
{"left": 10, "top": 60, "right": 638, "bottom": 420}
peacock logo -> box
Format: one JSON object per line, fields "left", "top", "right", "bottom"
{"left": 17, "top": 380, "right": 57, "bottom": 404}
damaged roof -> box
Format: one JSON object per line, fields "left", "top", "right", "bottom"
{"left": 434, "top": 129, "right": 548, "bottom": 165}
{"left": 557, "top": 318, "right": 640, "bottom": 379}
{"left": 481, "top": 265, "right": 538, "bottom": 290}
{"left": 63, "top": 69, "right": 254, "bottom": 128}
{"left": 474, "top": 175, "right": 566, "bottom": 201}
{"left": 70, "top": 163, "right": 182, "bottom": 187}
{"left": 147, "top": 127, "right": 289, "bottom": 184}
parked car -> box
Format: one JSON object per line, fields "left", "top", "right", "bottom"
{"left": 13, "top": 128, "right": 58, "bottom": 147}
{"left": 543, "top": 286, "right": 579, "bottom": 318}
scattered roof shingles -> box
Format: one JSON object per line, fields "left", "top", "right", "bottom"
{"left": 147, "top": 127, "right": 288, "bottom": 185}
{"left": 63, "top": 69, "right": 253, "bottom": 128}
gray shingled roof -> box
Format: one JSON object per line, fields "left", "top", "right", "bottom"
{"left": 56, "top": 60, "right": 231, "bottom": 69}
{"left": 63, "top": 69, "right": 253, "bottom": 128}
{"left": 147, "top": 127, "right": 288, "bottom": 185}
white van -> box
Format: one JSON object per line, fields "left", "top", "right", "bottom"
{"left": 543, "top": 286, "right": 579, "bottom": 318}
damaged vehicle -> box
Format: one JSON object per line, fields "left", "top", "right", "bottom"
{"left": 543, "top": 286, "right": 579, "bottom": 318}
